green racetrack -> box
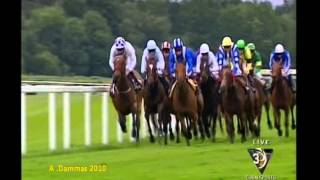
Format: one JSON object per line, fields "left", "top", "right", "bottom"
{"left": 22, "top": 93, "right": 296, "bottom": 180}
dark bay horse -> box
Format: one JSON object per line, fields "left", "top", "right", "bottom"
{"left": 143, "top": 55, "right": 174, "bottom": 145}
{"left": 171, "top": 61, "right": 204, "bottom": 146}
{"left": 199, "top": 57, "right": 222, "bottom": 142}
{"left": 220, "top": 66, "right": 247, "bottom": 143}
{"left": 110, "top": 55, "right": 143, "bottom": 142}
{"left": 270, "top": 61, "right": 295, "bottom": 137}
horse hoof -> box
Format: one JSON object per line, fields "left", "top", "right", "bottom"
{"left": 121, "top": 126, "right": 127, "bottom": 133}
{"left": 170, "top": 134, "right": 175, "bottom": 140}
{"left": 132, "top": 130, "right": 137, "bottom": 138}
{"left": 237, "top": 130, "right": 241, "bottom": 135}
{"left": 206, "top": 133, "right": 211, "bottom": 138}
{"left": 291, "top": 124, "right": 296, "bottom": 130}
{"left": 278, "top": 130, "right": 283, "bottom": 137}
{"left": 285, "top": 132, "right": 289, "bottom": 137}
{"left": 150, "top": 136, "right": 155, "bottom": 143}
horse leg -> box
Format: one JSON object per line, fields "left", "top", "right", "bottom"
{"left": 186, "top": 117, "right": 193, "bottom": 140}
{"left": 265, "top": 100, "right": 273, "bottom": 129}
{"left": 237, "top": 117, "right": 241, "bottom": 135}
{"left": 131, "top": 113, "right": 137, "bottom": 139}
{"left": 218, "top": 110, "right": 224, "bottom": 135}
{"left": 136, "top": 112, "right": 140, "bottom": 143}
{"left": 151, "top": 114, "right": 158, "bottom": 137}
{"left": 196, "top": 113, "right": 205, "bottom": 141}
{"left": 255, "top": 111, "right": 262, "bottom": 138}
{"left": 273, "top": 108, "right": 282, "bottom": 136}
{"left": 157, "top": 112, "right": 163, "bottom": 145}
{"left": 203, "top": 113, "right": 211, "bottom": 138}
{"left": 175, "top": 117, "right": 180, "bottom": 143}
{"left": 163, "top": 112, "right": 169, "bottom": 145}
{"left": 178, "top": 114, "right": 190, "bottom": 146}
{"left": 240, "top": 113, "right": 247, "bottom": 143}
{"left": 285, "top": 108, "right": 290, "bottom": 137}
{"left": 169, "top": 115, "right": 175, "bottom": 140}
{"left": 291, "top": 104, "right": 296, "bottom": 130}
{"left": 145, "top": 113, "right": 155, "bottom": 143}
{"left": 225, "top": 113, "right": 235, "bottom": 143}
{"left": 118, "top": 113, "right": 127, "bottom": 133}
{"left": 212, "top": 113, "right": 218, "bottom": 142}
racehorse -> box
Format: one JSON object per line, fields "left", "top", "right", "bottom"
{"left": 270, "top": 61, "right": 295, "bottom": 137}
{"left": 143, "top": 55, "right": 174, "bottom": 145}
{"left": 171, "top": 61, "right": 204, "bottom": 146}
{"left": 110, "top": 54, "right": 143, "bottom": 142}
{"left": 219, "top": 66, "right": 247, "bottom": 143}
{"left": 199, "top": 57, "right": 222, "bottom": 142}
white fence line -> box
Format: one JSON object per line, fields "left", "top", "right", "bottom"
{"left": 21, "top": 84, "right": 147, "bottom": 155}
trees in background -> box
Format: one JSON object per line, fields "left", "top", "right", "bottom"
{"left": 22, "top": 0, "right": 296, "bottom": 76}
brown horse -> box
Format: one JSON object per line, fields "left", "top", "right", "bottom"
{"left": 143, "top": 55, "right": 174, "bottom": 144}
{"left": 171, "top": 61, "right": 204, "bottom": 145}
{"left": 110, "top": 55, "right": 143, "bottom": 142}
{"left": 199, "top": 57, "right": 222, "bottom": 142}
{"left": 239, "top": 58, "right": 273, "bottom": 132}
{"left": 270, "top": 61, "right": 295, "bottom": 137}
{"left": 220, "top": 66, "right": 247, "bottom": 143}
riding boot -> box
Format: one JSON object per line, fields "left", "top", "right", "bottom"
{"left": 127, "top": 72, "right": 142, "bottom": 91}
{"left": 248, "top": 75, "right": 256, "bottom": 93}
{"left": 159, "top": 76, "right": 170, "bottom": 96}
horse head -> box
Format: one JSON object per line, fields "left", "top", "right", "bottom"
{"left": 200, "top": 55, "right": 209, "bottom": 83}
{"left": 272, "top": 61, "right": 283, "bottom": 81}
{"left": 113, "top": 55, "right": 126, "bottom": 82}
{"left": 146, "top": 54, "right": 158, "bottom": 86}
{"left": 220, "top": 66, "right": 233, "bottom": 93}
{"left": 175, "top": 61, "right": 186, "bottom": 83}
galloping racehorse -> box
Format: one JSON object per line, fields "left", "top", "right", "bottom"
{"left": 270, "top": 61, "right": 296, "bottom": 137}
{"left": 219, "top": 66, "right": 247, "bottom": 143}
{"left": 110, "top": 55, "right": 143, "bottom": 142}
{"left": 143, "top": 55, "right": 174, "bottom": 144}
{"left": 199, "top": 57, "right": 222, "bottom": 142}
{"left": 171, "top": 61, "right": 204, "bottom": 145}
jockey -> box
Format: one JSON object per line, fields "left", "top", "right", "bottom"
{"left": 217, "top": 36, "right": 250, "bottom": 91}
{"left": 242, "top": 46, "right": 256, "bottom": 91}
{"left": 141, "top": 39, "right": 169, "bottom": 93}
{"left": 161, "top": 41, "right": 173, "bottom": 76}
{"left": 195, "top": 43, "right": 219, "bottom": 80}
{"left": 169, "top": 38, "right": 196, "bottom": 81}
{"left": 246, "top": 43, "right": 265, "bottom": 86}
{"left": 269, "top": 43, "right": 295, "bottom": 93}
{"left": 236, "top": 39, "right": 246, "bottom": 61}
{"left": 108, "top": 36, "right": 142, "bottom": 91}
{"left": 160, "top": 41, "right": 173, "bottom": 94}
{"left": 141, "top": 40, "right": 165, "bottom": 78}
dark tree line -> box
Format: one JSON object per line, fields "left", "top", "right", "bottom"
{"left": 22, "top": 0, "right": 296, "bottom": 77}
